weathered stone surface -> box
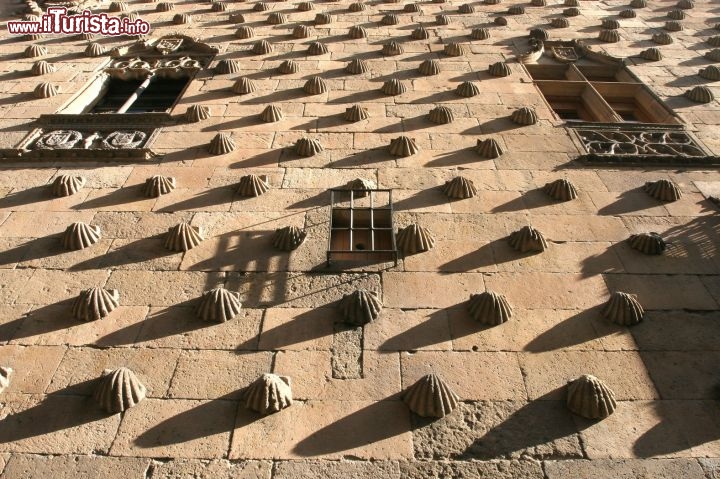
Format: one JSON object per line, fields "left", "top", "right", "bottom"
{"left": 1, "top": 455, "right": 151, "bottom": 479}
{"left": 544, "top": 459, "right": 706, "bottom": 478}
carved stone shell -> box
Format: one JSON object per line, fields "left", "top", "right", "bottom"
{"left": 304, "top": 76, "right": 328, "bottom": 94}
{"left": 418, "top": 59, "right": 441, "bottom": 76}
{"left": 389, "top": 136, "right": 420, "bottom": 157}
{"left": 232, "top": 77, "right": 257, "bottom": 94}
{"left": 643, "top": 179, "right": 682, "bottom": 202}
{"left": 685, "top": 86, "right": 715, "bottom": 104}
{"left": 315, "top": 13, "right": 333, "bottom": 24}
{"left": 260, "top": 105, "right": 284, "bottom": 122}
{"left": 295, "top": 137, "right": 324, "bottom": 156}
{"left": 664, "top": 20, "right": 683, "bottom": 32}
{"left": 344, "top": 105, "right": 370, "bottom": 122}
{"left": 602, "top": 291, "right": 644, "bottom": 325}
{"left": 602, "top": 19, "right": 621, "bottom": 30}
{"left": 235, "top": 26, "right": 254, "bottom": 39}
{"left": 396, "top": 223, "right": 434, "bottom": 254}
{"left": 164, "top": 222, "right": 204, "bottom": 252}
{"left": 254, "top": 2, "right": 270, "bottom": 11}
{"left": 349, "top": 26, "right": 367, "bottom": 38}
{"left": 278, "top": 60, "right": 300, "bottom": 74}
{"left": 531, "top": 0, "right": 546, "bottom": 5}
{"left": 272, "top": 225, "right": 307, "bottom": 251}
{"left": 381, "top": 41, "right": 404, "bottom": 56}
{"left": 307, "top": 42, "right": 329, "bottom": 56}
{"left": 471, "top": 27, "right": 491, "bottom": 39}
{"left": 343, "top": 177, "right": 376, "bottom": 195}
{"left": 707, "top": 36, "right": 720, "bottom": 47}
{"left": 267, "top": 12, "right": 287, "bottom": 24}
{"left": 295, "top": 25, "right": 312, "bottom": 38}
{"left": 630, "top": 0, "right": 647, "bottom": 7}
{"left": 459, "top": 3, "right": 474, "bottom": 13}
{"left": 298, "top": 1, "right": 314, "bottom": 10}
{"left": 488, "top": 61, "right": 512, "bottom": 77}
{"left": 485, "top": 0, "right": 501, "bottom": 4}
{"left": 349, "top": 2, "right": 367, "bottom": 11}
{"left": 565, "top": 0, "right": 579, "bottom": 5}
{"left": 628, "top": 232, "right": 666, "bottom": 255}
{"left": 34, "top": 82, "right": 59, "bottom": 99}
{"left": 403, "top": 373, "right": 459, "bottom": 418}
{"left": 428, "top": 106, "right": 455, "bottom": 124}
{"left": 108, "top": 1, "right": 129, "bottom": 11}
{"left": 85, "top": 42, "right": 107, "bottom": 57}
{"left": 707, "top": 49, "right": 720, "bottom": 62}
{"left": 467, "top": 291, "right": 513, "bottom": 325}
{"left": 252, "top": 40, "right": 273, "bottom": 55}
{"left": 566, "top": 374, "right": 616, "bottom": 419}
{"left": 699, "top": 65, "right": 720, "bottom": 81}
{"left": 173, "top": 13, "right": 193, "bottom": 24}
{"left": 382, "top": 14, "right": 399, "bottom": 25}
{"left": 543, "top": 179, "right": 578, "bottom": 201}
{"left": 93, "top": 367, "right": 146, "bottom": 414}
{"left": 208, "top": 132, "right": 236, "bottom": 155}
{"left": 212, "top": 1, "right": 228, "bottom": 12}
{"left": 186, "top": 104, "right": 210, "bottom": 122}
{"left": 346, "top": 58, "right": 369, "bottom": 74}
{"left": 237, "top": 174, "right": 270, "bottom": 197}
{"left": 495, "top": 16, "right": 509, "bottom": 25}
{"left": 619, "top": 9, "right": 636, "bottom": 18}
{"left": 196, "top": 287, "right": 242, "bottom": 322}
{"left": 508, "top": 5, "right": 525, "bottom": 14}
{"left": 436, "top": 14, "right": 450, "bottom": 25}
{"left": 405, "top": 3, "right": 422, "bottom": 12}
{"left": 456, "top": 81, "right": 480, "bottom": 97}
{"left": 215, "top": 59, "right": 241, "bottom": 74}
{"left": 444, "top": 43, "right": 466, "bottom": 56}
{"left": 244, "top": 374, "right": 293, "bottom": 415}
{"left": 63, "top": 222, "right": 101, "bottom": 250}
{"left": 598, "top": 29, "right": 621, "bottom": 43}
{"left": 551, "top": 17, "right": 570, "bottom": 28}
{"left": 31, "top": 60, "right": 55, "bottom": 76}
{"left": 144, "top": 175, "right": 176, "bottom": 198}
{"left": 72, "top": 287, "right": 120, "bottom": 321}
{"left": 640, "top": 47, "right": 662, "bottom": 61}
{"left": 530, "top": 28, "right": 550, "bottom": 40}
{"left": 511, "top": 107, "right": 539, "bottom": 125}
{"left": 442, "top": 176, "right": 477, "bottom": 199}
{"left": 652, "top": 32, "right": 673, "bottom": 45}
{"left": 338, "top": 289, "right": 383, "bottom": 326}
{"left": 157, "top": 2, "right": 174, "bottom": 12}
{"left": 677, "top": 0, "right": 694, "bottom": 8}
{"left": 381, "top": 78, "right": 407, "bottom": 95}
{"left": 0, "top": 367, "right": 12, "bottom": 394}
{"left": 476, "top": 138, "right": 504, "bottom": 158}
{"left": 412, "top": 26, "right": 430, "bottom": 40}
{"left": 508, "top": 225, "right": 547, "bottom": 253}
{"left": 52, "top": 174, "right": 86, "bottom": 197}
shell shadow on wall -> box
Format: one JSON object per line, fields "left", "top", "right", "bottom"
{"left": 602, "top": 291, "right": 644, "bottom": 326}
{"left": 93, "top": 367, "right": 146, "bottom": 414}
{"left": 237, "top": 174, "right": 270, "bottom": 197}
{"left": 566, "top": 374, "right": 617, "bottom": 419}
{"left": 72, "top": 287, "right": 120, "bottom": 321}
{"left": 467, "top": 291, "right": 513, "bottom": 325}
{"left": 508, "top": 225, "right": 547, "bottom": 253}
{"left": 628, "top": 232, "right": 666, "bottom": 255}
{"left": 543, "top": 178, "right": 578, "bottom": 201}
{"left": 338, "top": 289, "right": 383, "bottom": 326}
{"left": 165, "top": 222, "right": 204, "bottom": 252}
{"left": 442, "top": 176, "right": 477, "bottom": 199}
{"left": 272, "top": 225, "right": 307, "bottom": 251}
{"left": 196, "top": 287, "right": 243, "bottom": 322}
{"left": 643, "top": 179, "right": 682, "bottom": 202}
{"left": 52, "top": 174, "right": 86, "bottom": 197}
{"left": 0, "top": 367, "right": 13, "bottom": 394}
{"left": 396, "top": 223, "right": 435, "bottom": 254}
{"left": 62, "top": 222, "right": 101, "bottom": 250}
{"left": 144, "top": 175, "right": 176, "bottom": 198}
{"left": 244, "top": 373, "right": 293, "bottom": 415}
{"left": 403, "top": 373, "right": 459, "bottom": 418}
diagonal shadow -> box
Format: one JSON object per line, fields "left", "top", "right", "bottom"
{"left": 424, "top": 148, "right": 484, "bottom": 167}
{"left": 596, "top": 187, "right": 668, "bottom": 216}
{"left": 154, "top": 185, "right": 235, "bottom": 213}
{"left": 393, "top": 187, "right": 450, "bottom": 211}
{"left": 379, "top": 307, "right": 457, "bottom": 351}
{"left": 3, "top": 299, "right": 77, "bottom": 343}
{"left": 523, "top": 307, "right": 620, "bottom": 353}
{"left": 439, "top": 238, "right": 529, "bottom": 272}
{"left": 0, "top": 234, "right": 59, "bottom": 268}
{"left": 238, "top": 307, "right": 334, "bottom": 350}
{"left": 72, "top": 184, "right": 149, "bottom": 210}
{"left": 73, "top": 235, "right": 177, "bottom": 270}
{"left": 0, "top": 185, "right": 54, "bottom": 209}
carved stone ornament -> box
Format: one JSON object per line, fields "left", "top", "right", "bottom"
{"left": 31, "top": 60, "right": 55, "bottom": 76}
{"left": 237, "top": 174, "right": 271, "bottom": 197}
{"left": 664, "top": 21, "right": 683, "bottom": 32}
{"left": 444, "top": 43, "right": 466, "bottom": 56}
{"left": 63, "top": 222, "right": 101, "bottom": 250}
{"left": 196, "top": 287, "right": 243, "bottom": 322}
{"left": 102, "top": 131, "right": 147, "bottom": 149}
{"left": 677, "top": 0, "right": 694, "bottom": 9}
{"left": 185, "top": 104, "right": 210, "bottom": 123}
{"left": 260, "top": 105, "right": 284, "bottom": 123}
{"left": 144, "top": 175, "right": 176, "bottom": 197}
{"left": 298, "top": 2, "right": 314, "bottom": 10}
{"left": 235, "top": 26, "right": 254, "bottom": 39}
{"left": 381, "top": 79, "right": 407, "bottom": 96}
{"left": 543, "top": 178, "right": 578, "bottom": 201}
{"left": 476, "top": 138, "right": 504, "bottom": 158}
{"left": 233, "top": 77, "right": 258, "bottom": 95}
{"left": 267, "top": 12, "right": 287, "bottom": 24}
{"left": 208, "top": 133, "right": 236, "bottom": 155}
{"left": 338, "top": 289, "right": 383, "bottom": 326}
{"left": 405, "top": 3, "right": 422, "bottom": 12}
{"left": 272, "top": 225, "right": 307, "bottom": 251}
{"left": 381, "top": 41, "right": 404, "bottom": 56}
{"left": 442, "top": 176, "right": 477, "bottom": 199}
{"left": 34, "top": 82, "right": 59, "bottom": 99}
{"left": 278, "top": 60, "right": 300, "bottom": 74}
{"left": 0, "top": 367, "right": 12, "bottom": 394}
{"left": 244, "top": 374, "right": 293, "bottom": 415}
{"left": 511, "top": 107, "right": 539, "bottom": 125}
{"left": 349, "top": 26, "right": 367, "bottom": 39}
{"left": 495, "top": 16, "right": 509, "bottom": 25}
{"left": 685, "top": 86, "right": 715, "bottom": 104}
{"left": 382, "top": 13, "right": 399, "bottom": 25}
{"left": 699, "top": 65, "right": 720, "bottom": 81}
{"left": 707, "top": 49, "right": 720, "bottom": 62}
{"left": 254, "top": 2, "right": 270, "bottom": 11}
{"left": 295, "top": 138, "right": 324, "bottom": 156}
{"left": 467, "top": 291, "right": 513, "bottom": 325}
{"left": 389, "top": 136, "right": 420, "bottom": 157}
{"left": 619, "top": 9, "right": 636, "bottom": 18}
{"left": 412, "top": 26, "right": 430, "bottom": 40}
{"left": 164, "top": 222, "right": 204, "bottom": 252}
{"left": 93, "top": 367, "right": 146, "bottom": 414}
{"left": 563, "top": 7, "right": 579, "bottom": 16}
{"left": 212, "top": 2, "right": 228, "bottom": 12}
{"left": 52, "top": 174, "right": 86, "bottom": 197}
{"left": 576, "top": 128, "right": 707, "bottom": 158}
{"left": 429, "top": 106, "right": 454, "bottom": 124}
{"left": 308, "top": 42, "right": 329, "bottom": 55}
{"left": 602, "top": 19, "right": 621, "bottom": 30}
{"left": 508, "top": 5, "right": 525, "bottom": 14}
{"left": 628, "top": 232, "right": 666, "bottom": 255}
{"left": 471, "top": 28, "right": 491, "bottom": 40}
{"left": 403, "top": 373, "right": 459, "bottom": 418}
{"left": 72, "top": 287, "right": 120, "bottom": 322}
{"left": 652, "top": 32, "right": 673, "bottom": 45}
{"left": 436, "top": 15, "right": 450, "bottom": 25}
{"left": 630, "top": 0, "right": 647, "bottom": 7}
{"left": 640, "top": 47, "right": 662, "bottom": 61}
{"left": 488, "top": 61, "right": 512, "bottom": 77}
{"left": 530, "top": 28, "right": 550, "bottom": 41}
{"left": 459, "top": 3, "right": 474, "bottom": 13}
{"left": 173, "top": 13, "right": 193, "bottom": 25}
{"left": 25, "top": 44, "right": 47, "bottom": 58}
{"left": 215, "top": 59, "right": 241, "bottom": 74}
{"left": 602, "top": 291, "right": 644, "bottom": 326}
{"left": 418, "top": 59, "right": 441, "bottom": 76}
{"left": 567, "top": 374, "right": 616, "bottom": 419}
{"left": 293, "top": 25, "right": 311, "bottom": 39}
{"left": 156, "top": 2, "right": 174, "bottom": 12}
{"left": 707, "top": 36, "right": 720, "bottom": 47}
{"left": 508, "top": 225, "right": 547, "bottom": 253}
{"left": 396, "top": 223, "right": 435, "bottom": 254}
{"left": 349, "top": 2, "right": 367, "bottom": 11}
{"left": 304, "top": 76, "right": 329, "bottom": 95}
{"left": 346, "top": 58, "right": 369, "bottom": 74}
{"left": 343, "top": 178, "right": 376, "bottom": 195}
{"left": 109, "top": 1, "right": 129, "bottom": 12}
{"left": 315, "top": 13, "right": 333, "bottom": 24}
{"left": 344, "top": 105, "right": 370, "bottom": 122}
{"left": 598, "top": 29, "right": 621, "bottom": 43}
{"left": 643, "top": 179, "right": 682, "bottom": 202}
{"left": 456, "top": 81, "right": 480, "bottom": 97}
{"left": 252, "top": 40, "right": 274, "bottom": 55}
{"left": 551, "top": 17, "right": 570, "bottom": 28}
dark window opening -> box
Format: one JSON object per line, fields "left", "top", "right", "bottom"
{"left": 91, "top": 77, "right": 190, "bottom": 114}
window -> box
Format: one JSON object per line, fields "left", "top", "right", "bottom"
{"left": 89, "top": 77, "right": 190, "bottom": 114}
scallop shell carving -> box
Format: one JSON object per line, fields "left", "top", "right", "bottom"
{"left": 565, "top": 0, "right": 579, "bottom": 6}
{"left": 444, "top": 43, "right": 466, "bottom": 56}
{"left": 346, "top": 58, "right": 369, "bottom": 74}
{"left": 208, "top": 132, "right": 236, "bottom": 155}
{"left": 643, "top": 179, "right": 682, "bottom": 202}
{"left": 267, "top": 12, "right": 287, "bottom": 24}
{"left": 144, "top": 175, "right": 176, "bottom": 198}
{"left": 382, "top": 41, "right": 404, "bottom": 56}
{"left": 233, "top": 77, "right": 257, "bottom": 94}
{"left": 244, "top": 374, "right": 293, "bottom": 415}
{"left": 254, "top": 2, "right": 270, "bottom": 11}
{"left": 349, "top": 25, "right": 367, "bottom": 38}
{"left": 508, "top": 5, "right": 525, "bottom": 14}
{"left": 186, "top": 104, "right": 211, "bottom": 122}
{"left": 403, "top": 373, "right": 459, "bottom": 418}
{"left": 459, "top": 3, "right": 474, "bottom": 13}
{"left": 707, "top": 36, "right": 720, "bottom": 47}
{"left": 308, "top": 42, "right": 328, "bottom": 55}
{"left": 476, "top": 138, "right": 504, "bottom": 158}
{"left": 25, "top": 44, "right": 47, "bottom": 58}
{"left": 436, "top": 14, "right": 450, "bottom": 25}
{"left": 31, "top": 60, "right": 55, "bottom": 75}
{"left": 707, "top": 49, "right": 720, "bottom": 62}
{"left": 272, "top": 225, "right": 307, "bottom": 251}
{"left": 598, "top": 29, "right": 620, "bottom": 43}
{"left": 495, "top": 16, "right": 509, "bottom": 25}
{"left": 173, "top": 13, "right": 193, "bottom": 24}
{"left": 72, "top": 287, "right": 119, "bottom": 321}
{"left": 602, "top": 19, "right": 620, "bottom": 30}
{"left": 485, "top": 0, "right": 501, "bottom": 4}
{"left": 419, "top": 59, "right": 441, "bottom": 76}
{"left": 304, "top": 76, "right": 328, "bottom": 94}
{"left": 551, "top": 17, "right": 570, "bottom": 28}
{"left": 489, "top": 61, "right": 512, "bottom": 77}
{"left": 602, "top": 291, "right": 644, "bottom": 325}
{"left": 260, "top": 105, "right": 284, "bottom": 122}
{"left": 196, "top": 287, "right": 243, "bottom": 322}
{"left": 471, "top": 28, "right": 491, "bottom": 39}
{"left": 563, "top": 7, "right": 579, "bottom": 16}
{"left": 338, "top": 289, "right": 383, "bottom": 326}
{"left": 456, "top": 81, "right": 480, "bottom": 97}
{"left": 298, "top": 1, "right": 314, "bottom": 10}
{"left": 343, "top": 178, "right": 376, "bottom": 195}
{"left": 164, "top": 222, "right": 204, "bottom": 252}
{"left": 405, "top": 3, "right": 422, "bottom": 12}
{"left": 237, "top": 174, "right": 270, "bottom": 197}
{"left": 619, "top": 9, "right": 636, "bottom": 18}
{"left": 315, "top": 13, "right": 333, "bottom": 24}
{"left": 442, "top": 176, "right": 477, "bottom": 199}
{"left": 108, "top": 1, "right": 129, "bottom": 11}
{"left": 567, "top": 374, "right": 616, "bottom": 419}
{"left": 52, "top": 174, "right": 86, "bottom": 197}
{"left": 34, "top": 82, "right": 59, "bottom": 99}
{"left": 389, "top": 136, "right": 420, "bottom": 157}
{"left": 382, "top": 14, "right": 399, "bottom": 25}
{"left": 349, "top": 2, "right": 367, "bottom": 11}
{"left": 344, "top": 105, "right": 370, "bottom": 122}
{"left": 530, "top": 28, "right": 550, "bottom": 40}
{"left": 93, "top": 367, "right": 146, "bottom": 414}
{"left": 0, "top": 367, "right": 12, "bottom": 394}
{"left": 278, "top": 60, "right": 300, "bottom": 74}
{"left": 63, "top": 222, "right": 101, "bottom": 250}
{"left": 235, "top": 26, "right": 254, "bottom": 39}
{"left": 630, "top": 0, "right": 647, "bottom": 7}
{"left": 664, "top": 20, "right": 683, "bottom": 32}
{"left": 294, "top": 25, "right": 311, "bottom": 38}
{"left": 396, "top": 223, "right": 434, "bottom": 254}
{"left": 531, "top": 0, "right": 546, "bottom": 5}
{"left": 212, "top": 1, "right": 228, "bottom": 12}
{"left": 467, "top": 291, "right": 513, "bottom": 325}
{"left": 628, "top": 232, "right": 666, "bottom": 255}
{"left": 685, "top": 86, "right": 715, "bottom": 104}
{"left": 381, "top": 78, "right": 407, "bottom": 95}
{"left": 543, "top": 179, "right": 578, "bottom": 201}
{"left": 429, "top": 105, "right": 454, "bottom": 124}
{"left": 511, "top": 107, "right": 539, "bottom": 125}
{"left": 677, "top": 0, "right": 694, "bottom": 8}
{"left": 157, "top": 2, "right": 174, "bottom": 11}
{"left": 215, "top": 59, "right": 241, "bottom": 74}
{"left": 640, "top": 47, "right": 662, "bottom": 61}
{"left": 85, "top": 42, "right": 107, "bottom": 57}
{"left": 652, "top": 32, "right": 673, "bottom": 45}
{"left": 412, "top": 26, "right": 430, "bottom": 39}
{"left": 699, "top": 65, "right": 720, "bottom": 81}
{"left": 252, "top": 40, "right": 273, "bottom": 55}
{"left": 508, "top": 225, "right": 547, "bottom": 253}
{"left": 295, "top": 138, "right": 324, "bottom": 156}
